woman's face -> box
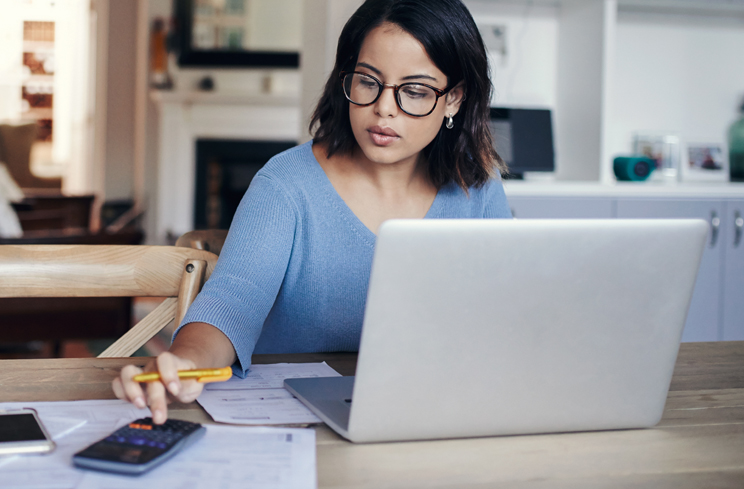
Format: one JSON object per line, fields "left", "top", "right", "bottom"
{"left": 348, "top": 22, "right": 464, "bottom": 169}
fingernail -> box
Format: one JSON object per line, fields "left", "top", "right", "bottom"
{"left": 134, "top": 397, "right": 146, "bottom": 409}
{"left": 168, "top": 382, "right": 180, "bottom": 396}
{"left": 153, "top": 410, "right": 165, "bottom": 424}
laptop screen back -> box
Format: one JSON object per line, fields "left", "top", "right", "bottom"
{"left": 347, "top": 219, "right": 706, "bottom": 442}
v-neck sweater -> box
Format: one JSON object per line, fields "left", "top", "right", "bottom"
{"left": 176, "top": 141, "right": 512, "bottom": 376}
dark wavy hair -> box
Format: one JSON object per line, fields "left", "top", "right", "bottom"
{"left": 309, "top": 0, "right": 505, "bottom": 190}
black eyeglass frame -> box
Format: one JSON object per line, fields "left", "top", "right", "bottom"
{"left": 339, "top": 71, "right": 451, "bottom": 117}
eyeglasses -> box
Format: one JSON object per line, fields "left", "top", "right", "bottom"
{"left": 340, "top": 71, "right": 450, "bottom": 117}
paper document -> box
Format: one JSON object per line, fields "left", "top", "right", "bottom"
{"left": 0, "top": 399, "right": 317, "bottom": 489}
{"left": 0, "top": 399, "right": 150, "bottom": 489}
{"left": 77, "top": 425, "right": 316, "bottom": 489}
{"left": 197, "top": 362, "right": 341, "bottom": 425}
{"left": 42, "top": 416, "right": 88, "bottom": 441}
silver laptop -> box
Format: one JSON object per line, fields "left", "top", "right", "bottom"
{"left": 284, "top": 219, "right": 707, "bottom": 443}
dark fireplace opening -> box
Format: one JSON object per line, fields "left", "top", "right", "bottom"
{"left": 194, "top": 139, "right": 296, "bottom": 229}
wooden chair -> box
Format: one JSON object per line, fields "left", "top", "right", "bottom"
{"left": 0, "top": 123, "right": 61, "bottom": 190}
{"left": 176, "top": 229, "right": 228, "bottom": 256}
{"left": 0, "top": 245, "right": 218, "bottom": 357}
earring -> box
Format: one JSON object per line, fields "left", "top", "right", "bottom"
{"left": 445, "top": 113, "right": 454, "bottom": 129}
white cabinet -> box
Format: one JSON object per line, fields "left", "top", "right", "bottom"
{"left": 509, "top": 196, "right": 613, "bottom": 219}
{"left": 615, "top": 198, "right": 723, "bottom": 342}
{"left": 723, "top": 200, "right": 744, "bottom": 340}
{"left": 502, "top": 184, "right": 744, "bottom": 342}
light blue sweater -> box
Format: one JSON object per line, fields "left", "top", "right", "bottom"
{"left": 176, "top": 141, "right": 512, "bottom": 375}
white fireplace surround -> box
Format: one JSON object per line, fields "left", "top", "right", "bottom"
{"left": 151, "top": 91, "right": 301, "bottom": 243}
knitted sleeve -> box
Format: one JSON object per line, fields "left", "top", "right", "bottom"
{"left": 483, "top": 177, "right": 513, "bottom": 219}
{"left": 174, "top": 174, "right": 297, "bottom": 375}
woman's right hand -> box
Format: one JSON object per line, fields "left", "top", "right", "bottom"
{"left": 112, "top": 351, "right": 206, "bottom": 424}
{"left": 113, "top": 322, "right": 237, "bottom": 424}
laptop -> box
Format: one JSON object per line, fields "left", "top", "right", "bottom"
{"left": 284, "top": 219, "right": 708, "bottom": 443}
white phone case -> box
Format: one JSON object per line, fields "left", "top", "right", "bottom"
{"left": 0, "top": 408, "right": 56, "bottom": 456}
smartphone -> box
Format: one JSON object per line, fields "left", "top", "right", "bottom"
{"left": 0, "top": 408, "right": 55, "bottom": 456}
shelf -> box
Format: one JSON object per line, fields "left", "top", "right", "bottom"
{"left": 502, "top": 180, "right": 744, "bottom": 199}
{"left": 23, "top": 75, "right": 54, "bottom": 84}
{"left": 22, "top": 40, "right": 54, "bottom": 52}
{"left": 488, "top": 0, "right": 744, "bottom": 14}
{"left": 21, "top": 108, "right": 53, "bottom": 119}
{"left": 619, "top": 0, "right": 744, "bottom": 16}
{"left": 150, "top": 90, "right": 299, "bottom": 107}
{"left": 194, "top": 15, "right": 246, "bottom": 27}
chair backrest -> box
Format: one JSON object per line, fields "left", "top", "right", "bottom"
{"left": 0, "top": 245, "right": 218, "bottom": 357}
{"left": 0, "top": 123, "right": 61, "bottom": 190}
{"left": 176, "top": 229, "right": 228, "bottom": 256}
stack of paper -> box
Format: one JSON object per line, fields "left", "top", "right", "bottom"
{"left": 0, "top": 399, "right": 150, "bottom": 488}
{"left": 0, "top": 362, "right": 328, "bottom": 489}
{"left": 77, "top": 426, "right": 316, "bottom": 489}
{"left": 197, "top": 362, "right": 341, "bottom": 425}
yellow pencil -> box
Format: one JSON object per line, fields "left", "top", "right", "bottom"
{"left": 133, "top": 366, "right": 232, "bottom": 384}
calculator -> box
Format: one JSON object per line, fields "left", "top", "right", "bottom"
{"left": 73, "top": 417, "right": 206, "bottom": 475}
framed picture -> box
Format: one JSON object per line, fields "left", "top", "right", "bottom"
{"left": 174, "top": 0, "right": 300, "bottom": 68}
{"left": 682, "top": 144, "right": 729, "bottom": 182}
{"left": 633, "top": 133, "right": 680, "bottom": 182}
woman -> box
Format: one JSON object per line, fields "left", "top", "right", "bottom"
{"left": 114, "top": 0, "right": 511, "bottom": 423}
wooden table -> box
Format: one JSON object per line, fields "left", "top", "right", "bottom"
{"left": 1, "top": 343, "right": 742, "bottom": 488}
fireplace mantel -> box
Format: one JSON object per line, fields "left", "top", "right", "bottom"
{"left": 150, "top": 90, "right": 299, "bottom": 107}
{"left": 151, "top": 90, "right": 300, "bottom": 243}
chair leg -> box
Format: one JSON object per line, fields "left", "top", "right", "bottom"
{"left": 97, "top": 297, "right": 178, "bottom": 358}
